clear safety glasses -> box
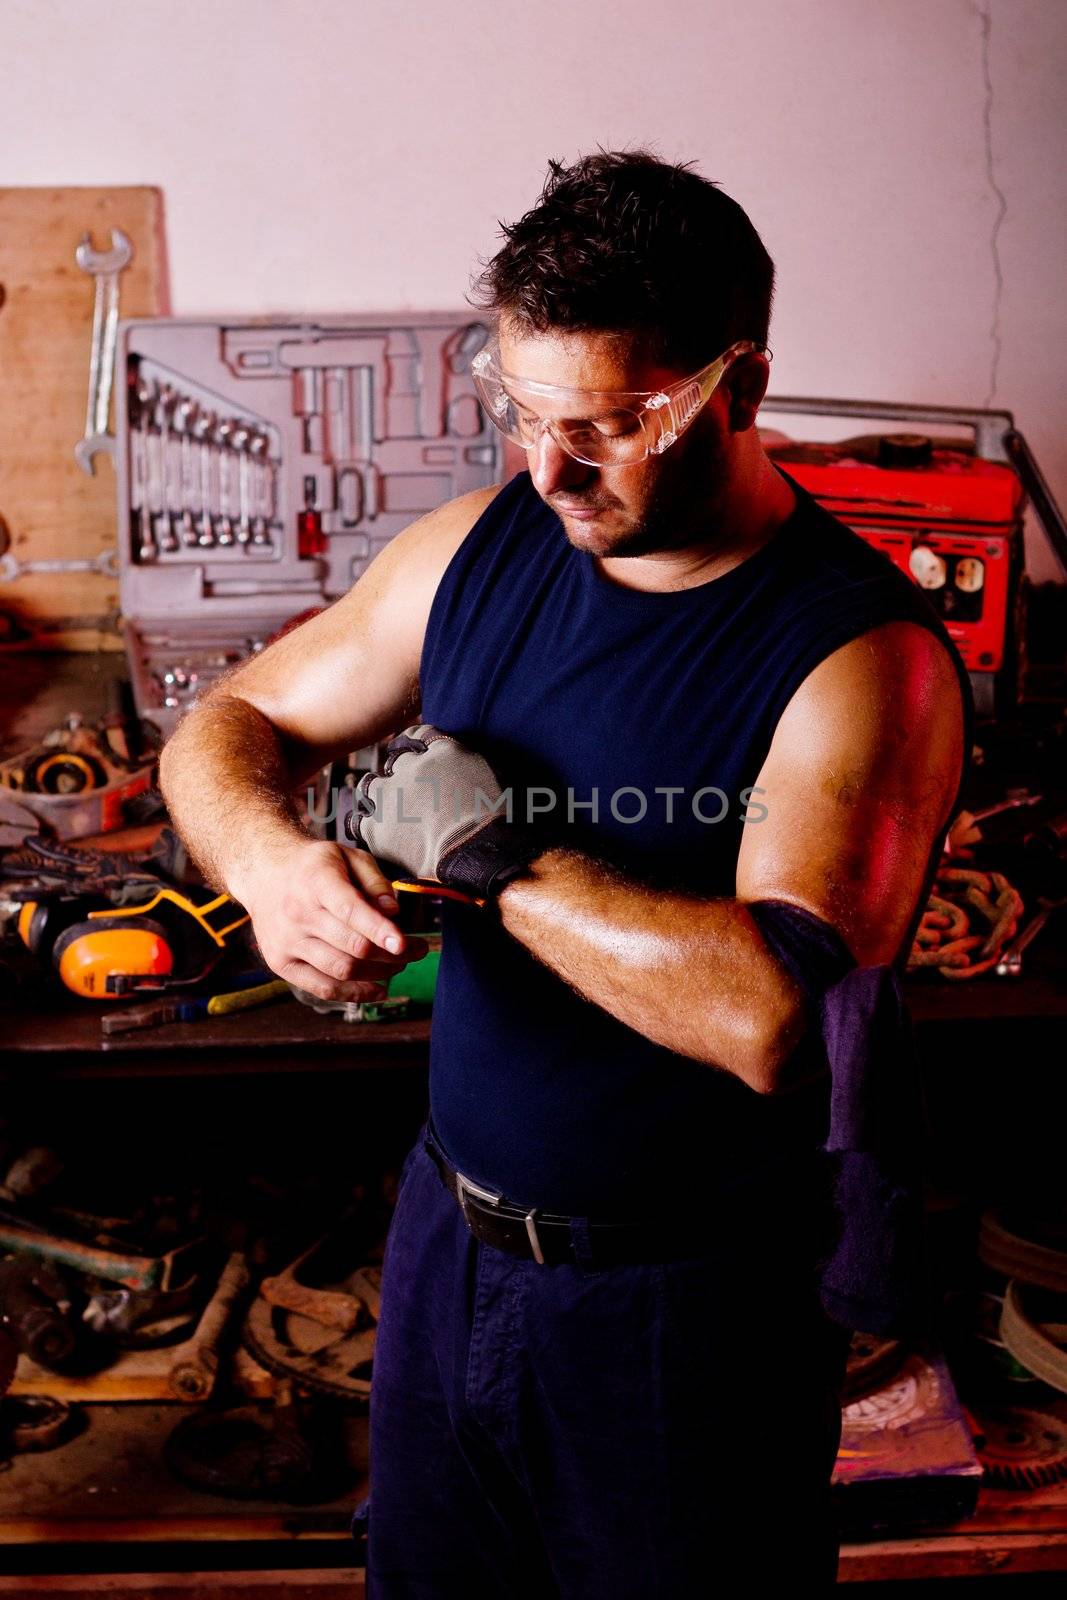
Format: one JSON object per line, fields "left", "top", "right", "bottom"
{"left": 470, "top": 338, "right": 763, "bottom": 467}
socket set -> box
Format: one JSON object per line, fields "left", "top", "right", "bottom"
{"left": 115, "top": 315, "right": 502, "bottom": 730}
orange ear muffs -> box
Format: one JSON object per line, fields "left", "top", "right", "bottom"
{"left": 17, "top": 895, "right": 112, "bottom": 957}
{"left": 22, "top": 883, "right": 248, "bottom": 999}
{"left": 51, "top": 917, "right": 175, "bottom": 1000}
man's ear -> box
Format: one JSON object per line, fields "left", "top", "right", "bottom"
{"left": 726, "top": 353, "right": 771, "bottom": 433}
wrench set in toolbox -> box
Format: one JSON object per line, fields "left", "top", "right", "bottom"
{"left": 115, "top": 314, "right": 502, "bottom": 730}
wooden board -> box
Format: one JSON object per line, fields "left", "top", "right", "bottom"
{"left": 0, "top": 187, "right": 169, "bottom": 652}
{"left": 9, "top": 1331, "right": 274, "bottom": 1405}
{"left": 0, "top": 1578, "right": 366, "bottom": 1599}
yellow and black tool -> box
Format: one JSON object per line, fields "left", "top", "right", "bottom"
{"left": 17, "top": 885, "right": 249, "bottom": 1000}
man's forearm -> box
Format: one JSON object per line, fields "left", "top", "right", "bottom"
{"left": 496, "top": 847, "right": 816, "bottom": 1094}
{"left": 158, "top": 693, "right": 309, "bottom": 900}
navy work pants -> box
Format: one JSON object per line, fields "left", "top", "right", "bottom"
{"left": 357, "top": 1124, "right": 852, "bottom": 1597}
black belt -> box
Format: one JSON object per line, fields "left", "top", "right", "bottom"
{"left": 422, "top": 1123, "right": 726, "bottom": 1269}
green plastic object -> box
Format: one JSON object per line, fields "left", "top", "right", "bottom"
{"left": 387, "top": 946, "right": 440, "bottom": 1005}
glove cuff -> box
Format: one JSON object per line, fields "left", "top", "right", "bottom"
{"left": 437, "top": 818, "right": 546, "bottom": 900}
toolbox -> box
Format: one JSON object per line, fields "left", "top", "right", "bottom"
{"left": 114, "top": 314, "right": 502, "bottom": 731}
{"left": 761, "top": 399, "right": 1067, "bottom": 718}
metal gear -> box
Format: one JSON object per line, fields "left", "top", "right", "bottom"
{"left": 971, "top": 1406, "right": 1067, "bottom": 1490}
{"left": 0, "top": 1394, "right": 78, "bottom": 1454}
{"left": 241, "top": 1264, "right": 380, "bottom": 1399}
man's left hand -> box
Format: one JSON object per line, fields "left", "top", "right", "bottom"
{"left": 344, "top": 724, "right": 545, "bottom": 901}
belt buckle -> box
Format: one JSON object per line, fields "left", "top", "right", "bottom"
{"left": 523, "top": 1208, "right": 546, "bottom": 1266}
{"left": 453, "top": 1167, "right": 546, "bottom": 1266}
{"left": 453, "top": 1167, "right": 502, "bottom": 1228}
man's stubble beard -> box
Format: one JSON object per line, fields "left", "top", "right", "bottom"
{"left": 577, "top": 429, "right": 731, "bottom": 559}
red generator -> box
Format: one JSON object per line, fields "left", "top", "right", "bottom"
{"left": 760, "top": 400, "right": 1067, "bottom": 719}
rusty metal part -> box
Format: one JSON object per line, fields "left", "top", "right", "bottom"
{"left": 939, "top": 866, "right": 993, "bottom": 892}
{"left": 0, "top": 1393, "right": 78, "bottom": 1454}
{"left": 908, "top": 934, "right": 982, "bottom": 968}
{"left": 243, "top": 1263, "right": 380, "bottom": 1399}
{"left": 908, "top": 862, "right": 1025, "bottom": 979}
{"left": 927, "top": 896, "right": 972, "bottom": 940}
{"left": 971, "top": 1406, "right": 1067, "bottom": 1489}
{"left": 926, "top": 895, "right": 969, "bottom": 937}
{"left": 83, "top": 1269, "right": 205, "bottom": 1348}
{"left": 0, "top": 1255, "right": 77, "bottom": 1370}
{"left": 0, "top": 1199, "right": 208, "bottom": 1294}
{"left": 163, "top": 1389, "right": 316, "bottom": 1501}
{"left": 260, "top": 1224, "right": 380, "bottom": 1333}
{"left": 1, "top": 1145, "right": 64, "bottom": 1202}
{"left": 167, "top": 1251, "right": 250, "bottom": 1401}
{"left": 964, "top": 883, "right": 998, "bottom": 922}
{"left": 980, "top": 887, "right": 1024, "bottom": 958}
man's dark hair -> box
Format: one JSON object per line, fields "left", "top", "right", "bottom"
{"left": 470, "top": 148, "right": 775, "bottom": 372}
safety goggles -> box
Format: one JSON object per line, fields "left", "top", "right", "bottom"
{"left": 471, "top": 338, "right": 763, "bottom": 467}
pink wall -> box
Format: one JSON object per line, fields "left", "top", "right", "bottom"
{"left": 5, "top": 0, "right": 1066, "bottom": 577}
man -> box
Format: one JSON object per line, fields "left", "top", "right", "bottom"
{"left": 160, "top": 151, "right": 972, "bottom": 1596}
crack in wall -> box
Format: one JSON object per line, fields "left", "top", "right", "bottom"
{"left": 974, "top": 0, "right": 1007, "bottom": 408}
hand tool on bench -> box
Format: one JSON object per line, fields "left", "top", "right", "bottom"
{"left": 100, "top": 974, "right": 288, "bottom": 1035}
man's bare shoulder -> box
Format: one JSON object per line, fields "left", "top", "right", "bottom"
{"left": 780, "top": 618, "right": 965, "bottom": 835}
{"left": 738, "top": 619, "right": 966, "bottom": 964}
{"left": 793, "top": 620, "right": 963, "bottom": 765}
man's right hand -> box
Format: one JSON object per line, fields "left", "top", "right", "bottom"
{"left": 232, "top": 837, "right": 428, "bottom": 1003}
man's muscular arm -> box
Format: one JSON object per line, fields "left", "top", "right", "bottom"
{"left": 496, "top": 621, "right": 965, "bottom": 1094}
{"left": 158, "top": 485, "right": 500, "bottom": 999}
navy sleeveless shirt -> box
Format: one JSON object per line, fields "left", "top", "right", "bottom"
{"left": 419, "top": 467, "right": 974, "bottom": 1217}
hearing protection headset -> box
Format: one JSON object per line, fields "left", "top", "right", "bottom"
{"left": 17, "top": 885, "right": 250, "bottom": 1000}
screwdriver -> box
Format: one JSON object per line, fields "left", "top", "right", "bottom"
{"left": 101, "top": 976, "right": 288, "bottom": 1035}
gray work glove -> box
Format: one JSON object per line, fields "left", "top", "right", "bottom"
{"left": 342, "top": 725, "right": 546, "bottom": 900}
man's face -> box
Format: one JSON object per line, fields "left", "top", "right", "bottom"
{"left": 496, "top": 318, "right": 739, "bottom": 558}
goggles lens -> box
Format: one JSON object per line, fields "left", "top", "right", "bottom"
{"left": 480, "top": 386, "right": 648, "bottom": 465}
{"left": 471, "top": 340, "right": 758, "bottom": 466}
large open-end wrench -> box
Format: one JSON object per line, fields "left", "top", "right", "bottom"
{"left": 73, "top": 228, "right": 134, "bottom": 476}
{"left": 0, "top": 547, "right": 120, "bottom": 583}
